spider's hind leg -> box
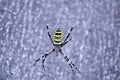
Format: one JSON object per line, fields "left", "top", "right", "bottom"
{"left": 33, "top": 49, "right": 55, "bottom": 71}
{"left": 60, "top": 50, "right": 81, "bottom": 74}
{"left": 33, "top": 58, "right": 40, "bottom": 66}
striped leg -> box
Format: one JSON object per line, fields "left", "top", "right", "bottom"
{"left": 61, "top": 38, "right": 72, "bottom": 47}
{"left": 46, "top": 25, "right": 54, "bottom": 45}
{"left": 60, "top": 50, "right": 81, "bottom": 74}
{"left": 64, "top": 27, "right": 73, "bottom": 42}
{"left": 33, "top": 49, "right": 55, "bottom": 71}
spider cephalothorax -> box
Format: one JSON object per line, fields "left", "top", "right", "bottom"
{"left": 33, "top": 25, "right": 81, "bottom": 74}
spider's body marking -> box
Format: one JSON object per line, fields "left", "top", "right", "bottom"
{"left": 53, "top": 28, "right": 64, "bottom": 43}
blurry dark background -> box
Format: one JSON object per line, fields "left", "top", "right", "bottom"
{"left": 0, "top": 0, "right": 120, "bottom": 80}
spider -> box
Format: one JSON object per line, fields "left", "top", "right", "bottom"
{"left": 33, "top": 25, "right": 81, "bottom": 74}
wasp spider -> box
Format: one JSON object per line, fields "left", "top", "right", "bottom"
{"left": 33, "top": 25, "right": 81, "bottom": 74}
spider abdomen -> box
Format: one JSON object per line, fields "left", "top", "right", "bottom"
{"left": 53, "top": 28, "right": 64, "bottom": 43}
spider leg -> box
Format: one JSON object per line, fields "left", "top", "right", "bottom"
{"left": 60, "top": 50, "right": 81, "bottom": 74}
{"left": 64, "top": 27, "right": 73, "bottom": 42}
{"left": 33, "top": 58, "right": 40, "bottom": 66}
{"left": 46, "top": 25, "right": 54, "bottom": 45}
{"left": 61, "top": 38, "right": 72, "bottom": 47}
{"left": 33, "top": 49, "right": 55, "bottom": 71}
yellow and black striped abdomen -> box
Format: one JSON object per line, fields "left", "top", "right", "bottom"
{"left": 53, "top": 28, "right": 63, "bottom": 43}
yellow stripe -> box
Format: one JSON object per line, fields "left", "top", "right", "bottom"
{"left": 53, "top": 28, "right": 64, "bottom": 42}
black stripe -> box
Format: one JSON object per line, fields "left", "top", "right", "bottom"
{"left": 46, "top": 25, "right": 49, "bottom": 30}
{"left": 64, "top": 56, "right": 67, "bottom": 59}
{"left": 66, "top": 34, "right": 70, "bottom": 38}
{"left": 64, "top": 56, "right": 69, "bottom": 62}
{"left": 53, "top": 49, "right": 55, "bottom": 51}
{"left": 71, "top": 62, "right": 75, "bottom": 66}
{"left": 42, "top": 54, "right": 48, "bottom": 59}
{"left": 70, "top": 27, "right": 73, "bottom": 31}
{"left": 35, "top": 58, "right": 40, "bottom": 62}
{"left": 69, "top": 64, "right": 72, "bottom": 68}
{"left": 66, "top": 58, "right": 69, "bottom": 62}
{"left": 42, "top": 59, "right": 45, "bottom": 63}
{"left": 64, "top": 33, "right": 70, "bottom": 41}
{"left": 48, "top": 33, "right": 51, "bottom": 36}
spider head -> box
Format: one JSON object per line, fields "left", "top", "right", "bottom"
{"left": 53, "top": 28, "right": 64, "bottom": 43}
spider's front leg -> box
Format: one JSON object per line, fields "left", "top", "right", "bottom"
{"left": 61, "top": 38, "right": 72, "bottom": 47}
{"left": 64, "top": 27, "right": 73, "bottom": 42}
{"left": 61, "top": 27, "right": 73, "bottom": 47}
{"left": 60, "top": 50, "right": 81, "bottom": 74}
{"left": 33, "top": 49, "right": 55, "bottom": 71}
{"left": 46, "top": 25, "right": 54, "bottom": 45}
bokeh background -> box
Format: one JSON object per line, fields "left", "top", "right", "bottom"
{"left": 0, "top": 0, "right": 120, "bottom": 80}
